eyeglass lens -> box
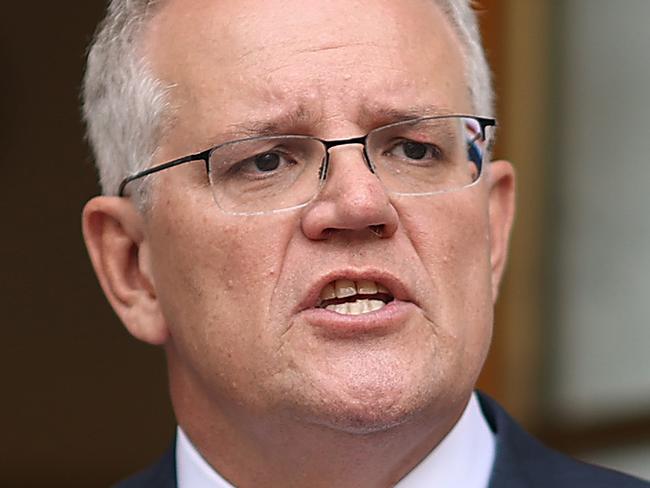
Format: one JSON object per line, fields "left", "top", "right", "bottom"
{"left": 207, "top": 116, "right": 488, "bottom": 215}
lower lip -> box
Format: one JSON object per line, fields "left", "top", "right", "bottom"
{"left": 298, "top": 300, "right": 416, "bottom": 337}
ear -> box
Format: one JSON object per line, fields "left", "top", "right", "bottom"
{"left": 82, "top": 196, "right": 169, "bottom": 345}
{"left": 486, "top": 160, "right": 516, "bottom": 302}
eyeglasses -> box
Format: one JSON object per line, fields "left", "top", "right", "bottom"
{"left": 118, "top": 114, "right": 496, "bottom": 215}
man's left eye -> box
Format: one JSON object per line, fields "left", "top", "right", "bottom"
{"left": 253, "top": 152, "right": 283, "bottom": 172}
{"left": 389, "top": 140, "right": 444, "bottom": 161}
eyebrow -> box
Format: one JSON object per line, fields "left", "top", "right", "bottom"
{"left": 221, "top": 102, "right": 454, "bottom": 140}
{"left": 358, "top": 103, "right": 454, "bottom": 127}
{"left": 226, "top": 105, "right": 324, "bottom": 138}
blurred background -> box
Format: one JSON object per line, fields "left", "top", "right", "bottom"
{"left": 1, "top": 0, "right": 648, "bottom": 485}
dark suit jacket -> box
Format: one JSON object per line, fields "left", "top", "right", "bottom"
{"left": 114, "top": 392, "right": 649, "bottom": 487}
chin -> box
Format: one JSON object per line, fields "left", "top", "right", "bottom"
{"left": 313, "top": 402, "right": 418, "bottom": 435}
{"left": 289, "top": 367, "right": 443, "bottom": 436}
{"left": 275, "top": 329, "right": 475, "bottom": 435}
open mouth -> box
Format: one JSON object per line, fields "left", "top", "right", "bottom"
{"left": 317, "top": 279, "right": 395, "bottom": 315}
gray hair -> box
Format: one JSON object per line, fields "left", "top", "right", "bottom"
{"left": 82, "top": 0, "right": 494, "bottom": 198}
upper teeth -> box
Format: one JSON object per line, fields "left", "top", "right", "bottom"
{"left": 320, "top": 279, "right": 390, "bottom": 301}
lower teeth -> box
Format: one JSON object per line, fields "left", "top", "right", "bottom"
{"left": 325, "top": 299, "right": 386, "bottom": 315}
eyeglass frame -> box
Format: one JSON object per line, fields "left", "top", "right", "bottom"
{"left": 117, "top": 114, "right": 497, "bottom": 203}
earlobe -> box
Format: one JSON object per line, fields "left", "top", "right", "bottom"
{"left": 82, "top": 196, "right": 169, "bottom": 345}
{"left": 486, "top": 160, "right": 516, "bottom": 302}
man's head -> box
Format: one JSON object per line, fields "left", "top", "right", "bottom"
{"left": 82, "top": 0, "right": 514, "bottom": 480}
{"left": 83, "top": 0, "right": 494, "bottom": 201}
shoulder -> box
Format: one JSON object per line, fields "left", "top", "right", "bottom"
{"left": 112, "top": 443, "right": 177, "bottom": 488}
{"left": 477, "top": 392, "right": 649, "bottom": 488}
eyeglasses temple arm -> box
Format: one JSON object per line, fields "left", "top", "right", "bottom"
{"left": 117, "top": 150, "right": 211, "bottom": 196}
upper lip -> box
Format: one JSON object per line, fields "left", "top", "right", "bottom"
{"left": 296, "top": 268, "right": 415, "bottom": 313}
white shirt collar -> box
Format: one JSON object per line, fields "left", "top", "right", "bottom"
{"left": 176, "top": 427, "right": 233, "bottom": 488}
{"left": 176, "top": 392, "right": 495, "bottom": 488}
{"left": 394, "top": 393, "right": 496, "bottom": 487}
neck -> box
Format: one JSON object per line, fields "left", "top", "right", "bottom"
{"left": 168, "top": 355, "right": 468, "bottom": 488}
{"left": 179, "top": 404, "right": 463, "bottom": 488}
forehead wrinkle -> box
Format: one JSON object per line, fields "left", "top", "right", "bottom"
{"left": 293, "top": 40, "right": 380, "bottom": 56}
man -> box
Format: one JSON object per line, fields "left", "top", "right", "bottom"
{"left": 81, "top": 0, "right": 647, "bottom": 486}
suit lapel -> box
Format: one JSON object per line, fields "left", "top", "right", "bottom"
{"left": 478, "top": 392, "right": 535, "bottom": 488}
{"left": 112, "top": 442, "right": 177, "bottom": 488}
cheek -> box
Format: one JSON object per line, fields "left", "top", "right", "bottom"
{"left": 146, "top": 196, "right": 299, "bottom": 378}
{"left": 399, "top": 191, "right": 491, "bottom": 276}
{"left": 395, "top": 191, "right": 493, "bottom": 350}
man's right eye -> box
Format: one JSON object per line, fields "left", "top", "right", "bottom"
{"left": 225, "top": 150, "right": 299, "bottom": 180}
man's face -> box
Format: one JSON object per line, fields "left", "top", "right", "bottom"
{"left": 139, "top": 0, "right": 510, "bottom": 432}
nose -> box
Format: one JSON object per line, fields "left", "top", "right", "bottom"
{"left": 301, "top": 144, "right": 399, "bottom": 240}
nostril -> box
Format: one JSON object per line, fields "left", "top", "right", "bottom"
{"left": 369, "top": 225, "right": 384, "bottom": 237}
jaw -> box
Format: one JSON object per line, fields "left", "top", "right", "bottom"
{"left": 167, "top": 335, "right": 473, "bottom": 488}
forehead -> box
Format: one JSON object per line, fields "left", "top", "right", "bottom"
{"left": 145, "top": 0, "right": 470, "bottom": 139}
